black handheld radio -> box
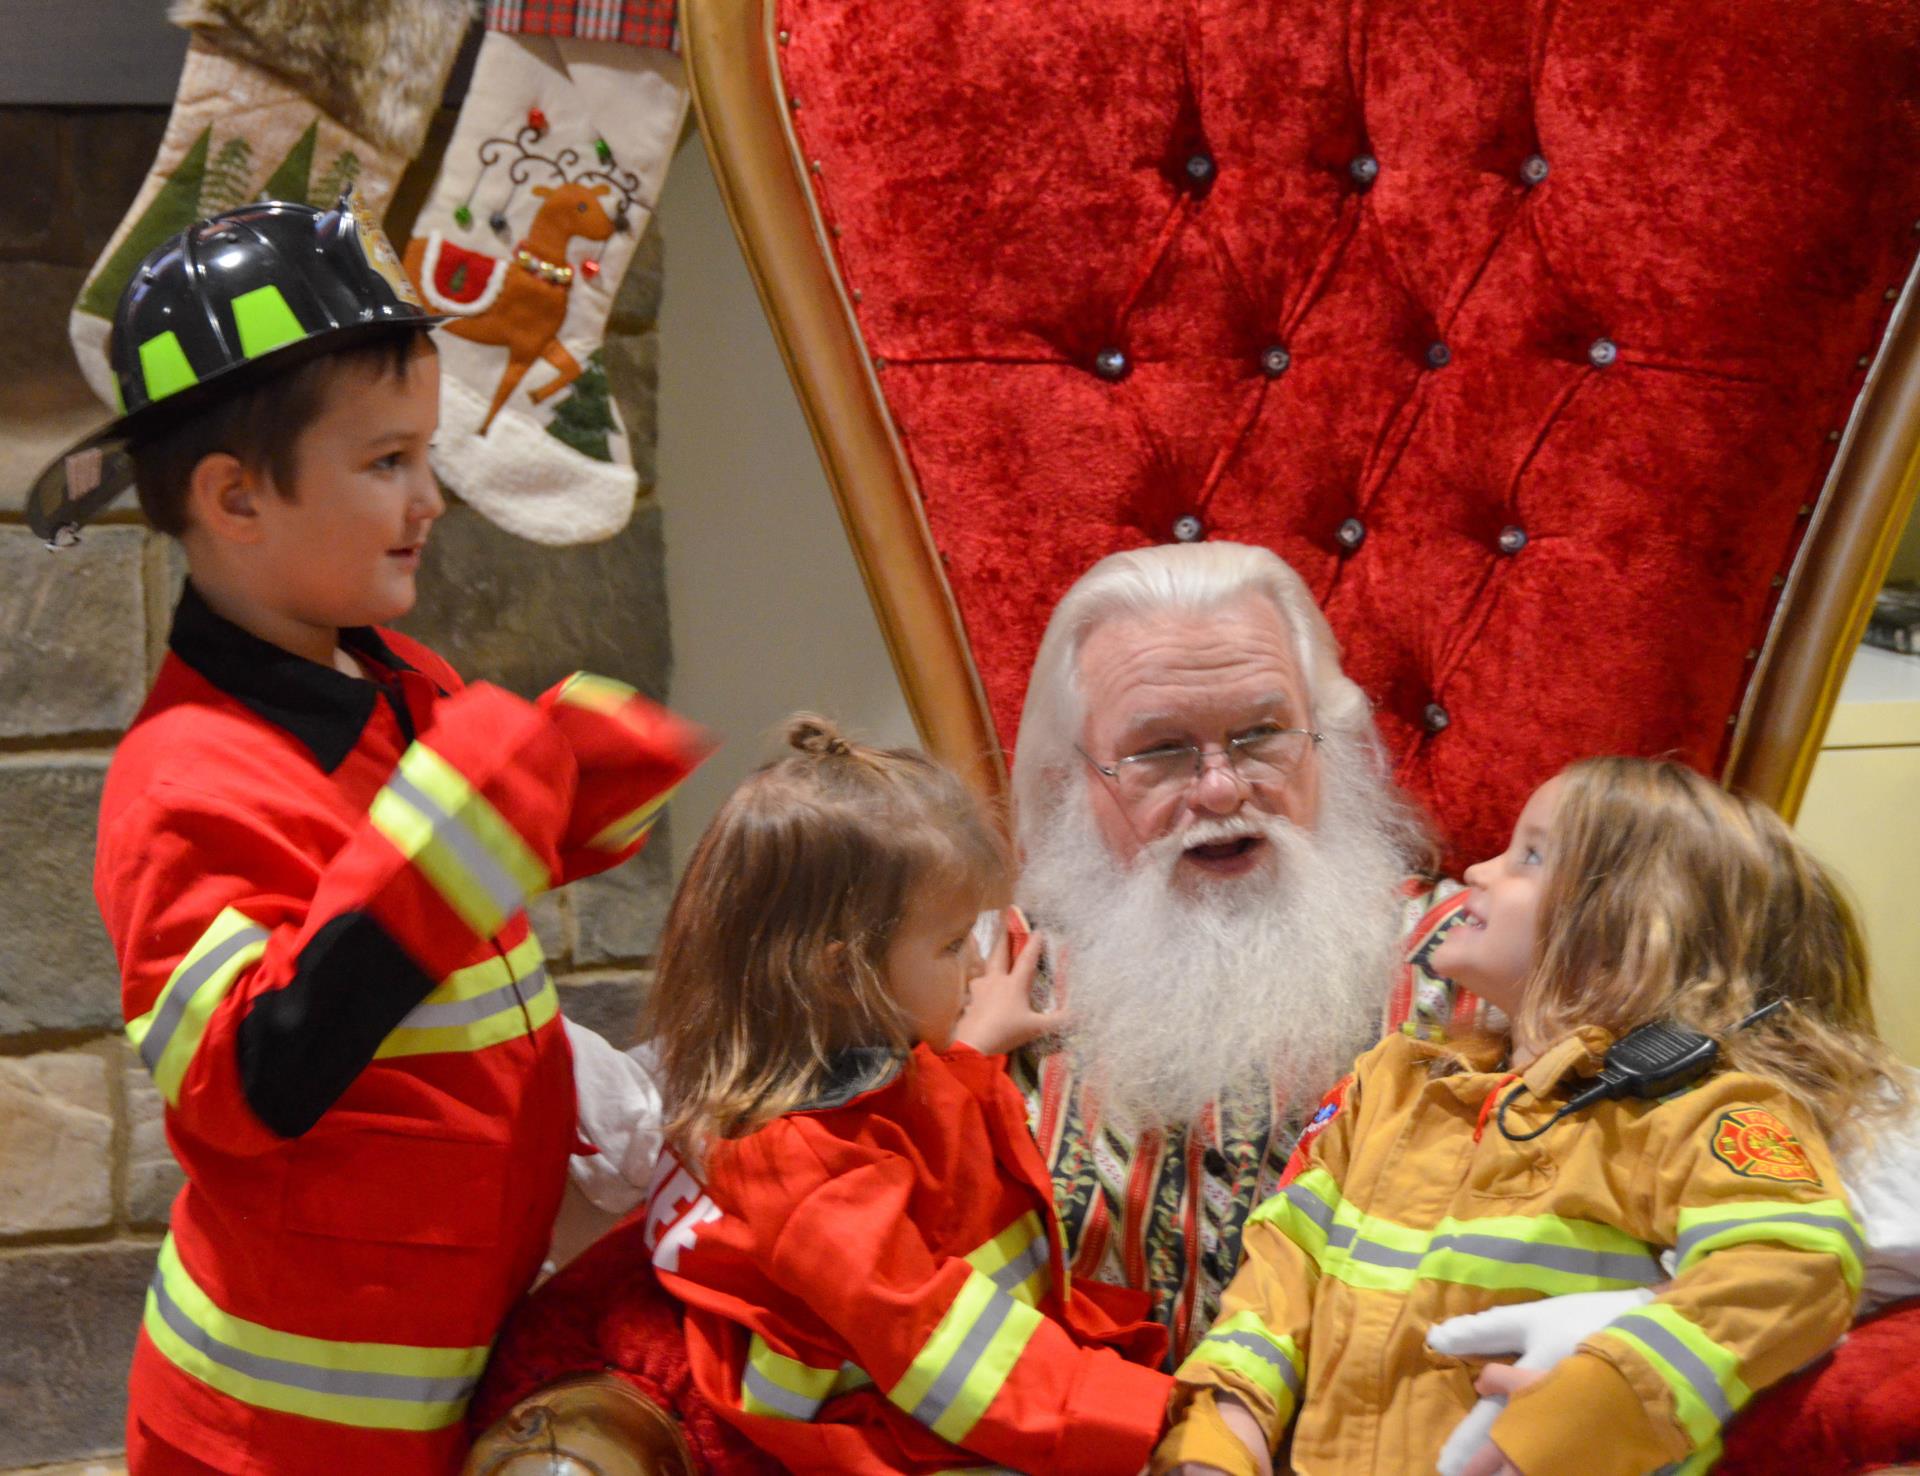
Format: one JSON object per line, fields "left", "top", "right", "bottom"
{"left": 1497, "top": 999, "right": 1786, "bottom": 1142}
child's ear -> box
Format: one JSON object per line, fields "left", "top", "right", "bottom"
{"left": 186, "top": 452, "right": 266, "bottom": 544}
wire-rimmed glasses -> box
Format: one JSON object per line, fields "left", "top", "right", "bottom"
{"left": 1076, "top": 724, "right": 1324, "bottom": 804}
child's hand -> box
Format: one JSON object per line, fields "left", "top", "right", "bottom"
{"left": 954, "top": 929, "right": 1067, "bottom": 1055}
{"left": 1453, "top": 1365, "right": 1545, "bottom": 1476}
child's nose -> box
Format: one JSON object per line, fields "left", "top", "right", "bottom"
{"left": 1462, "top": 858, "right": 1491, "bottom": 889}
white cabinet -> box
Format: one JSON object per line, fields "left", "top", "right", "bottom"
{"left": 1795, "top": 644, "right": 1920, "bottom": 1064}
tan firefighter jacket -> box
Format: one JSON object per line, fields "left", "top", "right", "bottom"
{"left": 1152, "top": 1028, "right": 1863, "bottom": 1475}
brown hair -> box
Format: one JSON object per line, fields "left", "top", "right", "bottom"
{"left": 645, "top": 715, "right": 1011, "bottom": 1163}
{"left": 127, "top": 329, "right": 432, "bottom": 536}
{"left": 1516, "top": 757, "right": 1910, "bottom": 1144}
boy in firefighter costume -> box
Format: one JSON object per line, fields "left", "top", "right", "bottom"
{"left": 1155, "top": 758, "right": 1909, "bottom": 1476}
{"left": 639, "top": 717, "right": 1174, "bottom": 1474}
{"left": 29, "top": 195, "right": 707, "bottom": 1475}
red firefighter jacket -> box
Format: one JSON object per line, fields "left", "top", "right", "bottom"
{"left": 645, "top": 1043, "right": 1174, "bottom": 1475}
{"left": 97, "top": 585, "right": 704, "bottom": 1476}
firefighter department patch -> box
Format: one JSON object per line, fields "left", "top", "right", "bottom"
{"left": 1710, "top": 1107, "right": 1821, "bottom": 1186}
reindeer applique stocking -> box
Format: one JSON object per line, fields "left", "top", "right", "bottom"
{"left": 68, "top": 0, "right": 472, "bottom": 409}
{"left": 400, "top": 30, "right": 688, "bottom": 544}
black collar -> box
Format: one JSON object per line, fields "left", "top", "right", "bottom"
{"left": 168, "top": 582, "right": 417, "bottom": 773}
{"left": 794, "top": 1049, "right": 907, "bottom": 1113}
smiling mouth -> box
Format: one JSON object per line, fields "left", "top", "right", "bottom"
{"left": 1181, "top": 835, "right": 1270, "bottom": 875}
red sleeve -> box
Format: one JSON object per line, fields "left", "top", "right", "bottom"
{"left": 536, "top": 673, "right": 711, "bottom": 885}
{"left": 103, "top": 682, "right": 577, "bottom": 1149}
{"left": 702, "top": 1121, "right": 1168, "bottom": 1476}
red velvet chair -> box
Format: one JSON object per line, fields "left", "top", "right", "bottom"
{"left": 467, "top": 1, "right": 1920, "bottom": 1471}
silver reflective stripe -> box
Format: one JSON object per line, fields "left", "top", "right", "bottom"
{"left": 989, "top": 1238, "right": 1048, "bottom": 1296}
{"left": 910, "top": 1288, "right": 1016, "bottom": 1430}
{"left": 1348, "top": 1236, "right": 1421, "bottom": 1270}
{"left": 1612, "top": 1313, "right": 1735, "bottom": 1426}
{"left": 1202, "top": 1331, "right": 1304, "bottom": 1397}
{"left": 139, "top": 925, "right": 270, "bottom": 1073}
{"left": 1287, "top": 1184, "right": 1336, "bottom": 1236}
{"left": 385, "top": 769, "right": 524, "bottom": 920}
{"left": 1674, "top": 1212, "right": 1867, "bottom": 1267}
{"left": 396, "top": 965, "right": 547, "bottom": 1031}
{"left": 1326, "top": 1222, "right": 1356, "bottom": 1252}
{"left": 741, "top": 1362, "right": 825, "bottom": 1420}
{"left": 147, "top": 1269, "right": 479, "bottom": 1407}
{"left": 1430, "top": 1232, "right": 1663, "bottom": 1285}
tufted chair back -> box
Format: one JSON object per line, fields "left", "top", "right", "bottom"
{"left": 684, "top": 0, "right": 1920, "bottom": 867}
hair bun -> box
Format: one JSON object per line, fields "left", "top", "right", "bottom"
{"left": 786, "top": 714, "right": 853, "bottom": 758}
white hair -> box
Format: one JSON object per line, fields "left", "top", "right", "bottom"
{"left": 1012, "top": 542, "right": 1376, "bottom": 851}
{"left": 1010, "top": 543, "right": 1430, "bottom": 1127}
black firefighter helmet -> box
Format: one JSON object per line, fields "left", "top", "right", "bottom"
{"left": 26, "top": 190, "right": 446, "bottom": 546}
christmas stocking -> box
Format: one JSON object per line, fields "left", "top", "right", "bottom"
{"left": 68, "top": 0, "right": 473, "bottom": 408}
{"left": 399, "top": 30, "right": 688, "bottom": 544}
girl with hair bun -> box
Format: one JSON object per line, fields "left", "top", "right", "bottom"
{"left": 640, "top": 715, "right": 1176, "bottom": 1474}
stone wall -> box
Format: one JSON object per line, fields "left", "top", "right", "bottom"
{"left": 0, "top": 106, "right": 674, "bottom": 1472}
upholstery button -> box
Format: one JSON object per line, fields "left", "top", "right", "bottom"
{"left": 1497, "top": 525, "right": 1527, "bottom": 554}
{"left": 1350, "top": 154, "right": 1380, "bottom": 188}
{"left": 1336, "top": 517, "right": 1366, "bottom": 551}
{"left": 1260, "top": 345, "right": 1291, "bottom": 378}
{"left": 1185, "top": 153, "right": 1216, "bottom": 187}
{"left": 1422, "top": 702, "right": 1450, "bottom": 733}
{"left": 1588, "top": 338, "right": 1618, "bottom": 368}
{"left": 1094, "top": 348, "right": 1131, "bottom": 381}
{"left": 1521, "top": 154, "right": 1550, "bottom": 186}
{"left": 1172, "top": 514, "right": 1205, "bottom": 543}
{"left": 1426, "top": 341, "right": 1452, "bottom": 369}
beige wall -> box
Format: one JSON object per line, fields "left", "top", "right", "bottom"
{"left": 654, "top": 130, "right": 915, "bottom": 872}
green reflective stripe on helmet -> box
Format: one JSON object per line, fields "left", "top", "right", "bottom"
{"left": 1599, "top": 1306, "right": 1752, "bottom": 1452}
{"left": 376, "top": 933, "right": 553, "bottom": 1059}
{"left": 369, "top": 742, "right": 549, "bottom": 937}
{"left": 144, "top": 1234, "right": 487, "bottom": 1430}
{"left": 124, "top": 909, "right": 269, "bottom": 1107}
{"left": 138, "top": 330, "right": 199, "bottom": 402}
{"left": 889, "top": 1269, "right": 1042, "bottom": 1444}
{"left": 1250, "top": 1173, "right": 1660, "bottom": 1298}
{"left": 230, "top": 283, "right": 308, "bottom": 360}
{"left": 1178, "top": 1309, "right": 1303, "bottom": 1420}
{"left": 1675, "top": 1200, "right": 1865, "bottom": 1293}
{"left": 965, "top": 1212, "right": 1051, "bottom": 1308}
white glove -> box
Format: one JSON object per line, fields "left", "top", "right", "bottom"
{"left": 564, "top": 1020, "right": 667, "bottom": 1214}
{"left": 1427, "top": 1288, "right": 1656, "bottom": 1476}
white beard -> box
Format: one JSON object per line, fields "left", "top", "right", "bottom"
{"left": 1018, "top": 739, "right": 1418, "bottom": 1130}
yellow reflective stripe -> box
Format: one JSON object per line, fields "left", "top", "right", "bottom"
{"left": 1250, "top": 1171, "right": 1661, "bottom": 1298}
{"left": 370, "top": 742, "right": 548, "bottom": 936}
{"left": 740, "top": 1336, "right": 839, "bottom": 1420}
{"left": 1179, "top": 1309, "right": 1303, "bottom": 1422}
{"left": 587, "top": 787, "right": 673, "bottom": 853}
{"left": 144, "top": 1235, "right": 487, "bottom": 1431}
{"left": 889, "top": 1269, "right": 1043, "bottom": 1444}
{"left": 1675, "top": 1199, "right": 1865, "bottom": 1294}
{"left": 375, "top": 934, "right": 552, "bottom": 1059}
{"left": 555, "top": 671, "right": 641, "bottom": 715}
{"left": 737, "top": 1335, "right": 872, "bottom": 1421}
{"left": 965, "top": 1211, "right": 1051, "bottom": 1308}
{"left": 1599, "top": 1304, "right": 1752, "bottom": 1452}
{"left": 125, "top": 909, "right": 269, "bottom": 1107}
